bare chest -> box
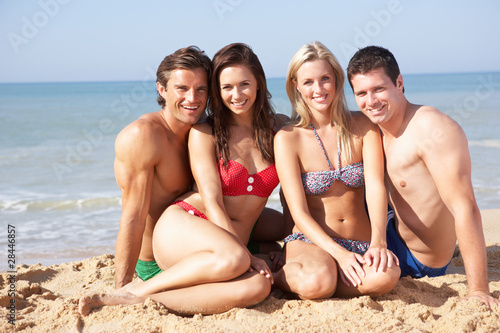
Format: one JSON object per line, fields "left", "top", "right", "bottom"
{"left": 384, "top": 137, "right": 431, "bottom": 196}
{"left": 153, "top": 145, "right": 192, "bottom": 202}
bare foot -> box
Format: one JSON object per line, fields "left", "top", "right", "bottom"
{"left": 79, "top": 292, "right": 143, "bottom": 316}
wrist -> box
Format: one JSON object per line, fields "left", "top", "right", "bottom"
{"left": 369, "top": 240, "right": 387, "bottom": 248}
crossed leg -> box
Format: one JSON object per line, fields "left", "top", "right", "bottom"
{"left": 273, "top": 240, "right": 400, "bottom": 300}
{"left": 79, "top": 204, "right": 272, "bottom": 316}
{"left": 79, "top": 270, "right": 271, "bottom": 316}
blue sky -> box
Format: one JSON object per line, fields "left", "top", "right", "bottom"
{"left": 1, "top": 0, "right": 499, "bottom": 83}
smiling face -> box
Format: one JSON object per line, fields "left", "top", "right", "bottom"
{"left": 350, "top": 67, "right": 404, "bottom": 125}
{"left": 295, "top": 59, "right": 336, "bottom": 114}
{"left": 158, "top": 67, "right": 208, "bottom": 125}
{"left": 219, "top": 64, "right": 258, "bottom": 117}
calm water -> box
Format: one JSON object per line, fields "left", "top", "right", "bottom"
{"left": 1, "top": 72, "right": 499, "bottom": 269}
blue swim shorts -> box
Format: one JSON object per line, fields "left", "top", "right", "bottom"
{"left": 386, "top": 208, "right": 449, "bottom": 278}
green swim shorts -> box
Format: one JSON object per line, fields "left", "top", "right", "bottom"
{"left": 135, "top": 259, "right": 162, "bottom": 281}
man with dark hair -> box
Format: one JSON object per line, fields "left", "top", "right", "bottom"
{"left": 114, "top": 46, "right": 211, "bottom": 288}
{"left": 347, "top": 46, "right": 499, "bottom": 307}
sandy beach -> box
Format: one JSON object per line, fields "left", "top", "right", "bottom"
{"left": 2, "top": 209, "right": 499, "bottom": 332}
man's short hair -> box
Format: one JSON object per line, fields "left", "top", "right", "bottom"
{"left": 347, "top": 46, "right": 402, "bottom": 91}
{"left": 156, "top": 46, "right": 212, "bottom": 107}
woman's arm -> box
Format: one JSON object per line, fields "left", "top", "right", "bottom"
{"left": 189, "top": 124, "right": 273, "bottom": 280}
{"left": 360, "top": 116, "right": 398, "bottom": 271}
{"left": 188, "top": 124, "right": 238, "bottom": 235}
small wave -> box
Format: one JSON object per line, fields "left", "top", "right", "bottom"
{"left": 0, "top": 196, "right": 121, "bottom": 213}
{"left": 468, "top": 139, "right": 500, "bottom": 148}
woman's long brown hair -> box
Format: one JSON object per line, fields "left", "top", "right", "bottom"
{"left": 208, "top": 43, "right": 275, "bottom": 167}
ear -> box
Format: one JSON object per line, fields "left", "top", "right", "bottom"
{"left": 396, "top": 74, "right": 404, "bottom": 92}
{"left": 294, "top": 80, "right": 300, "bottom": 94}
{"left": 157, "top": 81, "right": 166, "bottom": 97}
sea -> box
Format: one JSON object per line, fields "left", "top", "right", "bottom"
{"left": 1, "top": 72, "right": 499, "bottom": 270}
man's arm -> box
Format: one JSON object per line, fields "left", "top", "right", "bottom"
{"left": 419, "top": 109, "right": 499, "bottom": 307}
{"left": 114, "top": 121, "right": 158, "bottom": 289}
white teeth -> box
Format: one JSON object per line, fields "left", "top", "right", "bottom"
{"left": 369, "top": 105, "right": 384, "bottom": 112}
{"left": 232, "top": 100, "right": 246, "bottom": 106}
{"left": 183, "top": 106, "right": 198, "bottom": 110}
{"left": 313, "top": 95, "right": 327, "bottom": 102}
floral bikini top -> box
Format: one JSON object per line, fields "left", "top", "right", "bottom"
{"left": 301, "top": 123, "right": 364, "bottom": 196}
{"left": 219, "top": 159, "right": 279, "bottom": 198}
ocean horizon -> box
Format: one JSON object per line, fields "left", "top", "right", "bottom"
{"left": 1, "top": 71, "right": 499, "bottom": 269}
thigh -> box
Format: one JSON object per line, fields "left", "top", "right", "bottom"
{"left": 284, "top": 239, "right": 336, "bottom": 271}
{"left": 152, "top": 204, "right": 242, "bottom": 269}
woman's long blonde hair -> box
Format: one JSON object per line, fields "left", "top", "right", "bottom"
{"left": 286, "top": 41, "right": 354, "bottom": 162}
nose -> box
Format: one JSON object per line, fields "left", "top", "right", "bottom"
{"left": 186, "top": 88, "right": 195, "bottom": 102}
{"left": 367, "top": 92, "right": 377, "bottom": 106}
{"left": 313, "top": 81, "right": 322, "bottom": 93}
{"left": 233, "top": 87, "right": 241, "bottom": 99}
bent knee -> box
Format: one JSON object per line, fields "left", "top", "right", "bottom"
{"left": 234, "top": 273, "right": 272, "bottom": 306}
{"left": 364, "top": 264, "right": 401, "bottom": 297}
{"left": 213, "top": 246, "right": 250, "bottom": 279}
{"left": 296, "top": 265, "right": 337, "bottom": 300}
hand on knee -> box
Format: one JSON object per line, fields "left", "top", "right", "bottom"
{"left": 364, "top": 264, "right": 400, "bottom": 297}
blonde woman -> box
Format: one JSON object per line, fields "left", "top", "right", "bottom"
{"left": 273, "top": 42, "right": 400, "bottom": 299}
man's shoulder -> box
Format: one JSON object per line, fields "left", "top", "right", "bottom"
{"left": 412, "top": 105, "right": 454, "bottom": 124}
{"left": 408, "top": 104, "right": 461, "bottom": 135}
{"left": 115, "top": 112, "right": 172, "bottom": 153}
{"left": 119, "top": 112, "right": 165, "bottom": 138}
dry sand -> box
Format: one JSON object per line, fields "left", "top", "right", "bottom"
{"left": 2, "top": 209, "right": 499, "bottom": 332}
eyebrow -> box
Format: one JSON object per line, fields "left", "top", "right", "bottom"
{"left": 300, "top": 73, "right": 331, "bottom": 81}
{"left": 220, "top": 79, "right": 251, "bottom": 86}
{"left": 174, "top": 84, "right": 208, "bottom": 89}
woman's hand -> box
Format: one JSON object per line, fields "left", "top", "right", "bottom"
{"left": 248, "top": 255, "right": 274, "bottom": 284}
{"left": 336, "top": 250, "right": 366, "bottom": 287}
{"left": 364, "top": 246, "right": 399, "bottom": 273}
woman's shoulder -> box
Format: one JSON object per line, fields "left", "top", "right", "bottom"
{"left": 274, "top": 121, "right": 309, "bottom": 143}
{"left": 191, "top": 121, "right": 212, "bottom": 135}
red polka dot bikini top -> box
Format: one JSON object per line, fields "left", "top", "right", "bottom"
{"left": 219, "top": 159, "right": 279, "bottom": 198}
